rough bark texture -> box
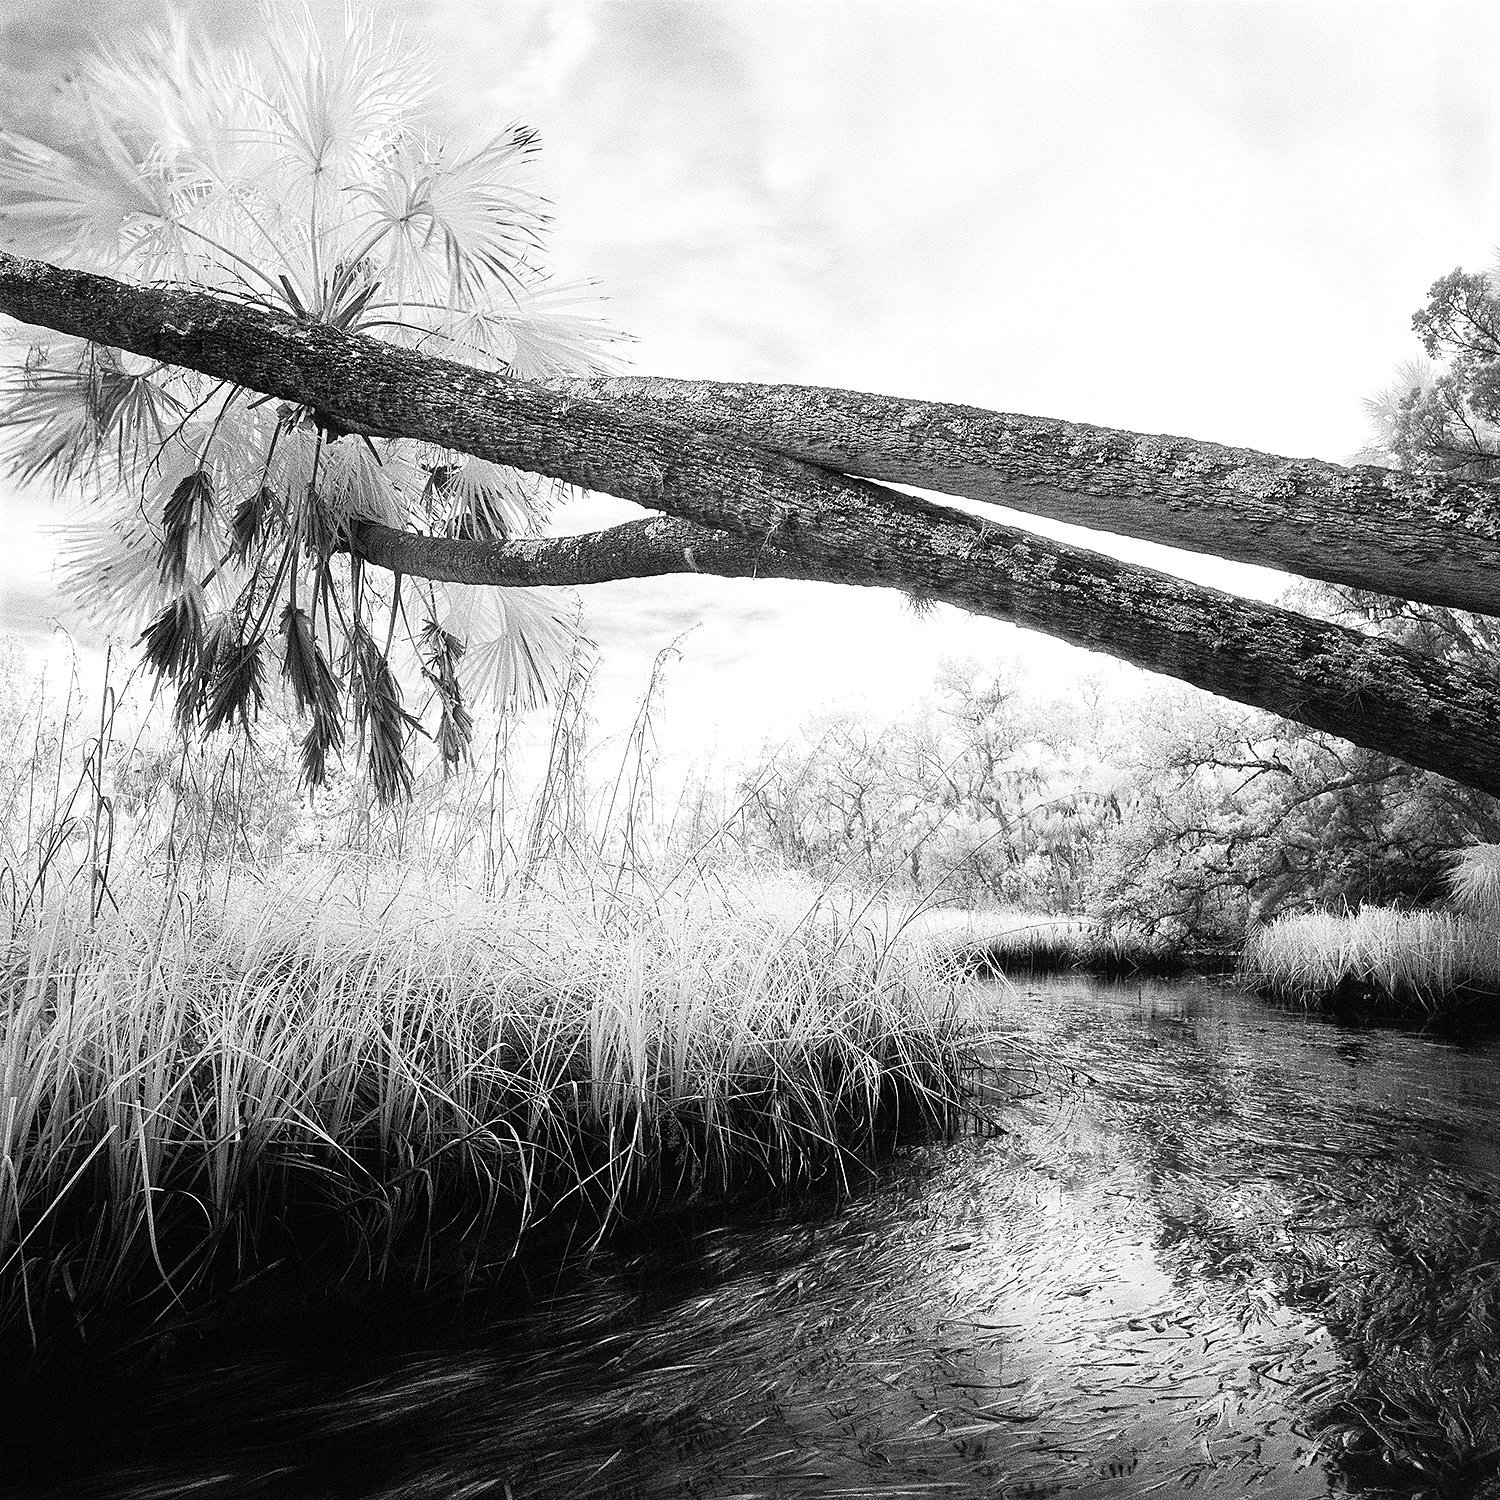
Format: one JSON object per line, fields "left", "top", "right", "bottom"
{"left": 2, "top": 251, "right": 1498, "bottom": 793}
{"left": 560, "top": 376, "right": 1500, "bottom": 618}
{"left": 353, "top": 515, "right": 1500, "bottom": 797}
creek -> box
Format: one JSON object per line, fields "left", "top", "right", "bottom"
{"left": 9, "top": 978, "right": 1500, "bottom": 1499}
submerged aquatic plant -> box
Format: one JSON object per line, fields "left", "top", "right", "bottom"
{"left": 0, "top": 8, "right": 617, "bottom": 799}
{"left": 1292, "top": 1180, "right": 1500, "bottom": 1499}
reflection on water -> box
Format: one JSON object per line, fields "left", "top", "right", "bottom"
{"left": 7, "top": 979, "right": 1499, "bottom": 1498}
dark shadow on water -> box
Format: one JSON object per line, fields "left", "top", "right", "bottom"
{"left": 4, "top": 977, "right": 1499, "bottom": 1499}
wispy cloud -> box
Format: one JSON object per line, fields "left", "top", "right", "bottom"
{"left": 3, "top": 0, "right": 1496, "bottom": 763}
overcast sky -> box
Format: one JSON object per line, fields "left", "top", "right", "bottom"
{"left": 2, "top": 0, "right": 1496, "bottom": 763}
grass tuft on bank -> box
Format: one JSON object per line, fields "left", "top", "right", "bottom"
{"left": 1243, "top": 906, "right": 1500, "bottom": 1015}
{"left": 906, "top": 906, "right": 1205, "bottom": 978}
{"left": 0, "top": 648, "right": 992, "bottom": 1353}
{"left": 0, "top": 857, "right": 984, "bottom": 1350}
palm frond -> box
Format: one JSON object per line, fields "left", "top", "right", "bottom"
{"left": 505, "top": 280, "right": 623, "bottom": 380}
{"left": 417, "top": 455, "right": 553, "bottom": 539}
{"left": 316, "top": 432, "right": 417, "bottom": 527}
{"left": 280, "top": 601, "right": 344, "bottom": 787}
{"left": 159, "top": 469, "right": 216, "bottom": 586}
{"left": 0, "top": 119, "right": 164, "bottom": 264}
{"left": 0, "top": 341, "right": 109, "bottom": 490}
{"left": 352, "top": 624, "right": 417, "bottom": 805}
{"left": 258, "top": 8, "right": 420, "bottom": 198}
{"left": 200, "top": 622, "right": 265, "bottom": 735}
{"left": 419, "top": 615, "right": 474, "bottom": 772}
{"left": 356, "top": 127, "right": 547, "bottom": 305}
{"left": 398, "top": 302, "right": 518, "bottom": 368}
{"left": 231, "top": 484, "right": 277, "bottom": 560}
{"left": 82, "top": 23, "right": 256, "bottom": 187}
{"left": 439, "top": 583, "right": 583, "bottom": 715}
{"left": 140, "top": 591, "right": 205, "bottom": 685}
{"left": 4, "top": 7, "right": 611, "bottom": 798}
{"left": 279, "top": 602, "right": 339, "bottom": 717}
{"left": 0, "top": 339, "right": 182, "bottom": 492}
{"left": 299, "top": 703, "right": 345, "bottom": 789}
{"left": 52, "top": 509, "right": 169, "bottom": 630}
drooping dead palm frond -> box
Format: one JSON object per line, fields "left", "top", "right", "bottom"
{"left": 230, "top": 484, "right": 277, "bottom": 560}
{"left": 280, "top": 603, "right": 332, "bottom": 714}
{"left": 351, "top": 624, "right": 417, "bottom": 806}
{"left": 141, "top": 591, "right": 205, "bottom": 686}
{"left": 280, "top": 602, "right": 344, "bottom": 788}
{"left": 419, "top": 615, "right": 474, "bottom": 773}
{"left": 200, "top": 623, "right": 265, "bottom": 735}
{"left": 0, "top": 5, "right": 621, "bottom": 797}
{"left": 159, "top": 469, "right": 216, "bottom": 586}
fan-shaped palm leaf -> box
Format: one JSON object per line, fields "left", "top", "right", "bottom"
{"left": 0, "top": 4, "right": 618, "bottom": 793}
{"left": 440, "top": 583, "right": 585, "bottom": 715}
{"left": 425, "top": 455, "right": 555, "bottom": 539}
{"left": 257, "top": 9, "right": 417, "bottom": 197}
{"left": 0, "top": 122, "right": 166, "bottom": 264}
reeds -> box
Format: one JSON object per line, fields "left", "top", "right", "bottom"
{"left": 1449, "top": 842, "right": 1500, "bottom": 923}
{"left": 0, "top": 858, "right": 982, "bottom": 1348}
{"left": 0, "top": 647, "right": 987, "bottom": 1350}
{"left": 1243, "top": 905, "right": 1500, "bottom": 1014}
{"left": 905, "top": 905, "right": 1189, "bottom": 977}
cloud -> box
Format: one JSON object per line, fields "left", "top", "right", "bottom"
{"left": 3, "top": 0, "right": 1496, "bottom": 758}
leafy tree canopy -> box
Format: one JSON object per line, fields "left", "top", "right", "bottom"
{"left": 1375, "top": 267, "right": 1500, "bottom": 478}
{"left": 1295, "top": 268, "right": 1500, "bottom": 670}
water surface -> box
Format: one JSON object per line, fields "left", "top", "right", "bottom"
{"left": 9, "top": 978, "right": 1500, "bottom": 1499}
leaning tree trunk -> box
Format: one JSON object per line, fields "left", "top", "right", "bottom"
{"left": 349, "top": 514, "right": 1500, "bottom": 795}
{"left": 558, "top": 376, "right": 1500, "bottom": 618}
{"left": 1, "top": 250, "right": 1498, "bottom": 794}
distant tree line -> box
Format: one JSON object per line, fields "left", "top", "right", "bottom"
{"left": 733, "top": 660, "right": 1499, "bottom": 951}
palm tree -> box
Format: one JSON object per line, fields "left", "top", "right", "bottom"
{"left": 0, "top": 8, "right": 615, "bottom": 800}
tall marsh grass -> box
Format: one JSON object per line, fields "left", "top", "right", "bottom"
{"left": 1244, "top": 905, "right": 1500, "bottom": 1014}
{"left": 1449, "top": 841, "right": 1500, "bottom": 923}
{"left": 0, "top": 645, "right": 987, "bottom": 1349}
{"left": 906, "top": 905, "right": 1189, "bottom": 976}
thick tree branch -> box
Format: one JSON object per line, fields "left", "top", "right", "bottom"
{"left": 350, "top": 515, "right": 820, "bottom": 588}
{"left": 353, "top": 514, "right": 1500, "bottom": 797}
{"left": 1, "top": 251, "right": 1498, "bottom": 793}
{"left": 559, "top": 376, "right": 1500, "bottom": 618}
